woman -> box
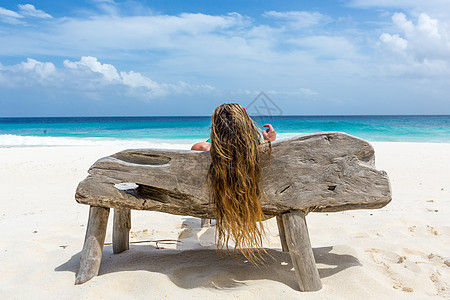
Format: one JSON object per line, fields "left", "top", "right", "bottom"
{"left": 191, "top": 103, "right": 276, "bottom": 263}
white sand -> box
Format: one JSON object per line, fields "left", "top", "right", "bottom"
{"left": 0, "top": 143, "right": 448, "bottom": 299}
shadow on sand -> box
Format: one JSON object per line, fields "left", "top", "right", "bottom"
{"left": 56, "top": 242, "right": 360, "bottom": 291}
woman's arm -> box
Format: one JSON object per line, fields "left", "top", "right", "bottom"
{"left": 262, "top": 124, "right": 276, "bottom": 142}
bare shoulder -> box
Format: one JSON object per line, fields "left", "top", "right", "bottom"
{"left": 191, "top": 142, "right": 211, "bottom": 151}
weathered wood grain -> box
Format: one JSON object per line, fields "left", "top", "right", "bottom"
{"left": 75, "top": 206, "right": 110, "bottom": 285}
{"left": 113, "top": 208, "right": 130, "bottom": 254}
{"left": 283, "top": 211, "right": 322, "bottom": 291}
{"left": 276, "top": 215, "right": 289, "bottom": 252}
{"left": 75, "top": 132, "right": 391, "bottom": 217}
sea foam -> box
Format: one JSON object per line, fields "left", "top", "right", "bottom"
{"left": 0, "top": 134, "right": 195, "bottom": 149}
{"left": 0, "top": 133, "right": 300, "bottom": 148}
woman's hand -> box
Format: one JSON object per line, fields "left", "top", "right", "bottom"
{"left": 262, "top": 124, "right": 276, "bottom": 142}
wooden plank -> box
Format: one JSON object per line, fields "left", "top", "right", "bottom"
{"left": 276, "top": 215, "right": 289, "bottom": 252}
{"left": 113, "top": 208, "right": 130, "bottom": 254}
{"left": 75, "top": 206, "right": 110, "bottom": 285}
{"left": 282, "top": 211, "right": 322, "bottom": 292}
{"left": 75, "top": 132, "right": 392, "bottom": 216}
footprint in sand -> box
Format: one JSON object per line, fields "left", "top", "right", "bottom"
{"left": 430, "top": 271, "right": 449, "bottom": 297}
{"left": 369, "top": 250, "right": 416, "bottom": 293}
{"left": 130, "top": 228, "right": 156, "bottom": 239}
{"left": 427, "top": 253, "right": 448, "bottom": 266}
{"left": 426, "top": 225, "right": 439, "bottom": 236}
{"left": 393, "top": 284, "right": 413, "bottom": 293}
{"left": 365, "top": 248, "right": 383, "bottom": 253}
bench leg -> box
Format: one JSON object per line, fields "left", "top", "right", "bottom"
{"left": 201, "top": 218, "right": 211, "bottom": 228}
{"left": 113, "top": 208, "right": 131, "bottom": 254}
{"left": 282, "top": 211, "right": 322, "bottom": 292}
{"left": 75, "top": 206, "right": 110, "bottom": 285}
{"left": 276, "top": 215, "right": 289, "bottom": 252}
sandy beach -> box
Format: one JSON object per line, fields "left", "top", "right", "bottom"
{"left": 0, "top": 142, "right": 448, "bottom": 299}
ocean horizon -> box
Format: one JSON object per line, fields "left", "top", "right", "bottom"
{"left": 1, "top": 115, "right": 449, "bottom": 147}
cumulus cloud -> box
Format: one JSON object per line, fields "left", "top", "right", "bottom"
{"left": 120, "top": 71, "right": 159, "bottom": 89}
{"left": 0, "top": 58, "right": 56, "bottom": 86}
{"left": 0, "top": 7, "right": 343, "bottom": 66}
{"left": 0, "top": 56, "right": 214, "bottom": 98}
{"left": 18, "top": 4, "right": 52, "bottom": 19}
{"left": 0, "top": 7, "right": 362, "bottom": 97}
{"left": 379, "top": 12, "right": 450, "bottom": 75}
{"left": 379, "top": 33, "right": 408, "bottom": 52}
{"left": 391, "top": 13, "right": 414, "bottom": 35}
{"left": 64, "top": 56, "right": 120, "bottom": 81}
{"left": 1, "top": 3, "right": 448, "bottom": 104}
{"left": 347, "top": 0, "right": 450, "bottom": 28}
{"left": 19, "top": 58, "right": 57, "bottom": 78}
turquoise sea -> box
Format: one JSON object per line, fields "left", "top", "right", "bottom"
{"left": 0, "top": 115, "right": 449, "bottom": 147}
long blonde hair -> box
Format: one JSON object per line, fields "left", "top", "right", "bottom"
{"left": 207, "top": 103, "right": 270, "bottom": 264}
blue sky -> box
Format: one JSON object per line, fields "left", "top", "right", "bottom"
{"left": 0, "top": 0, "right": 449, "bottom": 116}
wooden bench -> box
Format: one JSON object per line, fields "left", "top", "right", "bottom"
{"left": 74, "top": 132, "right": 391, "bottom": 291}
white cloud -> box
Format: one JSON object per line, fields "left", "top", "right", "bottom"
{"left": 18, "top": 4, "right": 52, "bottom": 19}
{"left": 392, "top": 12, "right": 443, "bottom": 40}
{"left": 121, "top": 71, "right": 159, "bottom": 89}
{"left": 22, "top": 12, "right": 250, "bottom": 58}
{"left": 392, "top": 12, "right": 414, "bottom": 35}
{"left": 0, "top": 7, "right": 22, "bottom": 18}
{"left": 0, "top": 4, "right": 448, "bottom": 107}
{"left": 379, "top": 12, "right": 450, "bottom": 74}
{"left": 16, "top": 58, "right": 57, "bottom": 82}
{"left": 0, "top": 4, "right": 52, "bottom": 24}
{"left": 263, "top": 11, "right": 330, "bottom": 28}
{"left": 0, "top": 58, "right": 57, "bottom": 88}
{"left": 0, "top": 9, "right": 366, "bottom": 86}
{"left": 20, "top": 58, "right": 56, "bottom": 76}
{"left": 64, "top": 56, "right": 120, "bottom": 81}
{"left": 379, "top": 33, "right": 408, "bottom": 52}
{"left": 346, "top": 0, "right": 450, "bottom": 26}
{"left": 120, "top": 70, "right": 169, "bottom": 97}
{"left": 0, "top": 57, "right": 215, "bottom": 98}
{"left": 0, "top": 7, "right": 23, "bottom": 24}
{"left": 92, "top": 0, "right": 119, "bottom": 16}
{"left": 416, "top": 13, "right": 441, "bottom": 39}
